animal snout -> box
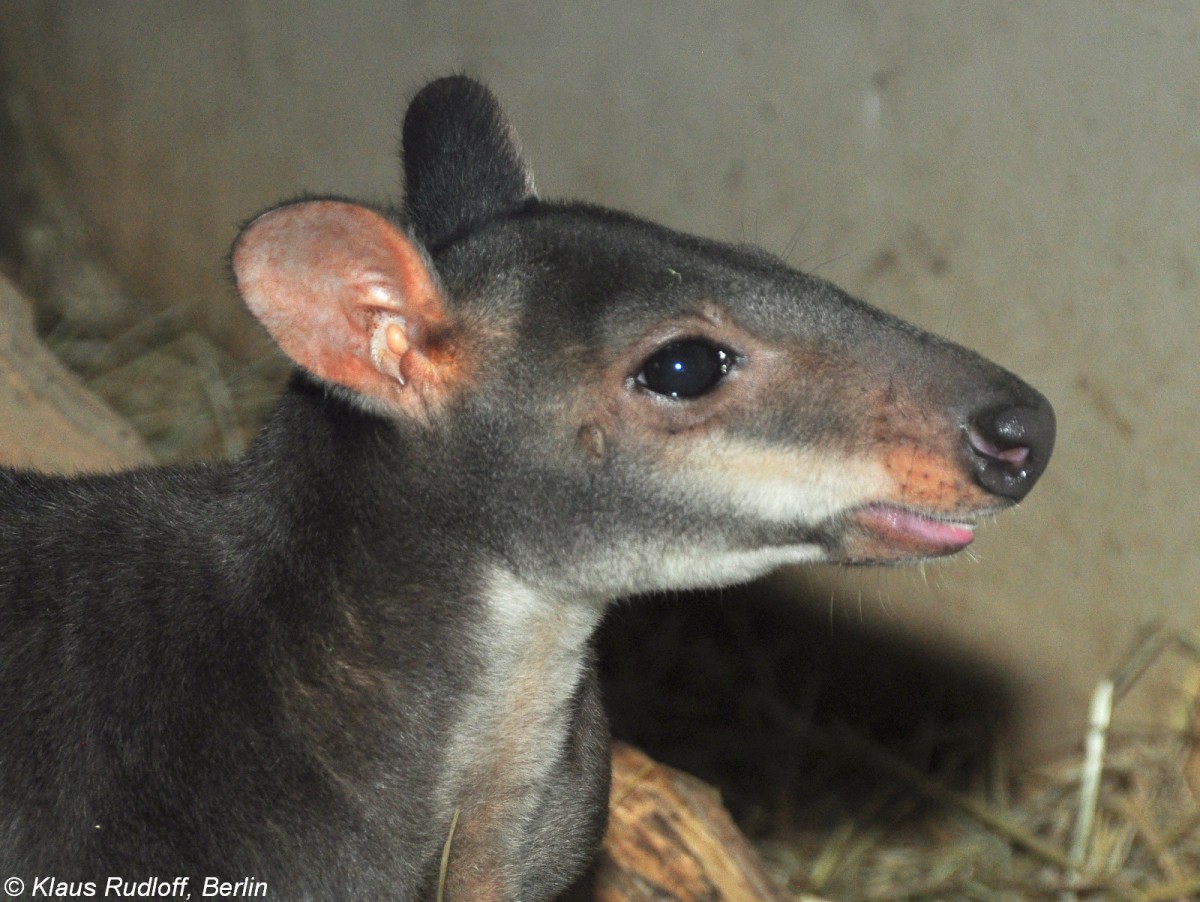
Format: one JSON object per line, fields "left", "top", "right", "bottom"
{"left": 965, "top": 395, "right": 1056, "bottom": 502}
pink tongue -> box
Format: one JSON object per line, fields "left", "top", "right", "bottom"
{"left": 861, "top": 505, "right": 975, "bottom": 549}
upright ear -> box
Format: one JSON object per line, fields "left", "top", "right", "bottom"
{"left": 402, "top": 75, "right": 536, "bottom": 248}
{"left": 232, "top": 200, "right": 461, "bottom": 416}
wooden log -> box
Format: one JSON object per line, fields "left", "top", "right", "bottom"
{"left": 0, "top": 273, "right": 151, "bottom": 473}
{"left": 594, "top": 742, "right": 798, "bottom": 901}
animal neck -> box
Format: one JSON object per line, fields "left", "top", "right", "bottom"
{"left": 236, "top": 375, "right": 610, "bottom": 662}
{"left": 435, "top": 567, "right": 607, "bottom": 893}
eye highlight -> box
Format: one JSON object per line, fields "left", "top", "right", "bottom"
{"left": 635, "top": 338, "right": 733, "bottom": 399}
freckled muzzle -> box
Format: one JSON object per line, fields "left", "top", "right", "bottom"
{"left": 835, "top": 374, "right": 1056, "bottom": 564}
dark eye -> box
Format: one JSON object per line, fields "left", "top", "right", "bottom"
{"left": 636, "top": 339, "right": 733, "bottom": 399}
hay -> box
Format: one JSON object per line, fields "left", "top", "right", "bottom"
{"left": 756, "top": 626, "right": 1200, "bottom": 901}
{"left": 54, "top": 323, "right": 285, "bottom": 462}
{"left": 0, "top": 66, "right": 285, "bottom": 465}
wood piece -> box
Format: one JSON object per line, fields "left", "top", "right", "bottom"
{"left": 0, "top": 273, "right": 151, "bottom": 473}
{"left": 594, "top": 742, "right": 795, "bottom": 901}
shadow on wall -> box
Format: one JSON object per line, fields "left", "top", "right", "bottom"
{"left": 598, "top": 575, "right": 1016, "bottom": 833}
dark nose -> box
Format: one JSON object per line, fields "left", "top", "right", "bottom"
{"left": 965, "top": 397, "right": 1056, "bottom": 502}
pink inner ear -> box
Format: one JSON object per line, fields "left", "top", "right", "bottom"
{"left": 232, "top": 201, "right": 446, "bottom": 401}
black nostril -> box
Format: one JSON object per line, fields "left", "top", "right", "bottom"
{"left": 966, "top": 398, "right": 1056, "bottom": 502}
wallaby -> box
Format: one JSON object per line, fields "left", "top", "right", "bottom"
{"left": 0, "top": 76, "right": 1054, "bottom": 899}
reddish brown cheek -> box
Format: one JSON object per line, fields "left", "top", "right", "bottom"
{"left": 878, "top": 440, "right": 985, "bottom": 510}
{"left": 399, "top": 347, "right": 449, "bottom": 391}
{"left": 399, "top": 323, "right": 491, "bottom": 408}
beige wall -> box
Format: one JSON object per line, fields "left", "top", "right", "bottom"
{"left": 2, "top": 1, "right": 1197, "bottom": 755}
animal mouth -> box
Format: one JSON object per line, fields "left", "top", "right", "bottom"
{"left": 842, "top": 502, "right": 979, "bottom": 562}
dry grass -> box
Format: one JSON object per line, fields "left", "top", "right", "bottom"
{"left": 756, "top": 628, "right": 1200, "bottom": 902}
{"left": 44, "top": 313, "right": 286, "bottom": 463}
{"left": 594, "top": 584, "right": 1200, "bottom": 901}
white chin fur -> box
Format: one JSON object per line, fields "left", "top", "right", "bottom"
{"left": 572, "top": 542, "right": 828, "bottom": 599}
{"left": 649, "top": 543, "right": 828, "bottom": 592}
{"left": 669, "top": 436, "right": 894, "bottom": 527}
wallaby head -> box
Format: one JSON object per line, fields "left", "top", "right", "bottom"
{"left": 1, "top": 75, "right": 1054, "bottom": 899}
{"left": 233, "top": 77, "right": 1054, "bottom": 603}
